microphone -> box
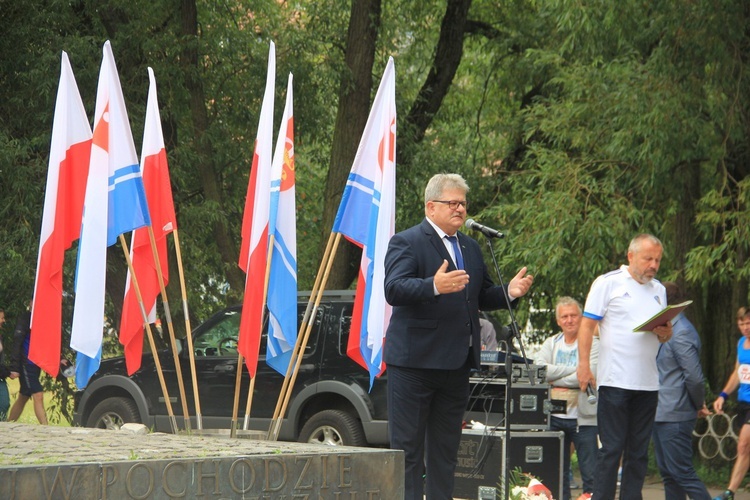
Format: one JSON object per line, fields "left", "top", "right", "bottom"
{"left": 586, "top": 384, "right": 597, "bottom": 405}
{"left": 465, "top": 219, "right": 505, "bottom": 239}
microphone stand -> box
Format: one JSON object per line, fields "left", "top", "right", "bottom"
{"left": 480, "top": 234, "right": 534, "bottom": 500}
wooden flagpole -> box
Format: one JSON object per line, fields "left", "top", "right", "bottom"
{"left": 242, "top": 234, "right": 275, "bottom": 431}
{"left": 242, "top": 376, "right": 256, "bottom": 432}
{"left": 172, "top": 229, "right": 202, "bottom": 430}
{"left": 266, "top": 230, "right": 336, "bottom": 440}
{"left": 118, "top": 234, "right": 178, "bottom": 434}
{"left": 231, "top": 237, "right": 271, "bottom": 437}
{"left": 267, "top": 231, "right": 342, "bottom": 441}
{"left": 230, "top": 351, "right": 244, "bottom": 437}
{"left": 146, "top": 226, "right": 191, "bottom": 431}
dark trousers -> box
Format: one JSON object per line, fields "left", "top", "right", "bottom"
{"left": 0, "top": 380, "right": 8, "bottom": 421}
{"left": 652, "top": 419, "right": 711, "bottom": 500}
{"left": 594, "top": 386, "right": 658, "bottom": 500}
{"left": 550, "top": 416, "right": 598, "bottom": 499}
{"left": 387, "top": 361, "right": 471, "bottom": 500}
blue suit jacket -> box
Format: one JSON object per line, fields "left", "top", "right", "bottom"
{"left": 655, "top": 313, "right": 706, "bottom": 422}
{"left": 383, "top": 219, "right": 513, "bottom": 370}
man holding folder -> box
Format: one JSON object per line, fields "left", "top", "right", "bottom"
{"left": 576, "top": 234, "right": 673, "bottom": 498}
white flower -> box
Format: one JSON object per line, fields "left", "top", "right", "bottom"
{"left": 510, "top": 478, "right": 554, "bottom": 500}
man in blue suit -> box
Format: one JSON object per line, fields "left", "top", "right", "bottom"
{"left": 652, "top": 281, "right": 711, "bottom": 499}
{"left": 383, "top": 173, "right": 534, "bottom": 500}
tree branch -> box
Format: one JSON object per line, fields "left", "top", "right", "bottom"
{"left": 405, "top": 0, "right": 473, "bottom": 146}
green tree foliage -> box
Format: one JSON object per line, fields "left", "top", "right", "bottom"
{"left": 477, "top": 0, "right": 750, "bottom": 382}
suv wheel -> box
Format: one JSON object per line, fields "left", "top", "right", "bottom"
{"left": 298, "top": 409, "right": 366, "bottom": 447}
{"left": 86, "top": 397, "right": 140, "bottom": 430}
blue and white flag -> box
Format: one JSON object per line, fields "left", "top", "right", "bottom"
{"left": 333, "top": 58, "right": 396, "bottom": 387}
{"left": 266, "top": 73, "right": 297, "bottom": 375}
{"left": 71, "top": 41, "right": 151, "bottom": 388}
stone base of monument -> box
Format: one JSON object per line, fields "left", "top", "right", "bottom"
{"left": 0, "top": 423, "right": 403, "bottom": 499}
{"left": 179, "top": 428, "right": 268, "bottom": 440}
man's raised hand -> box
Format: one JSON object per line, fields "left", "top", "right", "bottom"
{"left": 508, "top": 266, "right": 534, "bottom": 298}
{"left": 435, "top": 259, "right": 469, "bottom": 294}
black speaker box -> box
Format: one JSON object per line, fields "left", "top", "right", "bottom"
{"left": 454, "top": 429, "right": 563, "bottom": 499}
{"left": 467, "top": 377, "right": 552, "bottom": 430}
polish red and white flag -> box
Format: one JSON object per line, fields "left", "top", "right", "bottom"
{"left": 28, "top": 51, "right": 92, "bottom": 377}
{"left": 120, "top": 67, "right": 177, "bottom": 375}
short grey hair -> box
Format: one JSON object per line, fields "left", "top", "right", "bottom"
{"left": 628, "top": 233, "right": 662, "bottom": 254}
{"left": 555, "top": 296, "right": 582, "bottom": 319}
{"left": 424, "top": 173, "right": 469, "bottom": 205}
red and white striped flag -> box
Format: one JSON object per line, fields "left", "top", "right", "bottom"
{"left": 119, "top": 67, "right": 177, "bottom": 375}
{"left": 237, "top": 41, "right": 275, "bottom": 377}
{"left": 28, "top": 52, "right": 92, "bottom": 377}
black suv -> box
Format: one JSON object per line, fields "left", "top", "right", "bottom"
{"left": 73, "top": 290, "right": 389, "bottom": 447}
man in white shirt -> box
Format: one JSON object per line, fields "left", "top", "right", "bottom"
{"left": 576, "top": 234, "right": 673, "bottom": 498}
{"left": 537, "top": 297, "right": 598, "bottom": 500}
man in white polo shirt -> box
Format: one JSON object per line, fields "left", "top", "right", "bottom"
{"left": 576, "top": 234, "right": 673, "bottom": 498}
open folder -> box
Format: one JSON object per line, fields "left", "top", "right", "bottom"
{"left": 633, "top": 300, "right": 693, "bottom": 332}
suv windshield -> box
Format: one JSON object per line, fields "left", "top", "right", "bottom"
{"left": 193, "top": 310, "right": 240, "bottom": 357}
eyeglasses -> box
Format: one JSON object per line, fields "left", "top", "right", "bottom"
{"left": 432, "top": 200, "right": 468, "bottom": 210}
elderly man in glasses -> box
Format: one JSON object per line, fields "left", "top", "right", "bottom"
{"left": 383, "top": 172, "right": 534, "bottom": 500}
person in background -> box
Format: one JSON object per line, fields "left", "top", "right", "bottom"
{"left": 384, "top": 173, "right": 533, "bottom": 500}
{"left": 652, "top": 281, "right": 711, "bottom": 500}
{"left": 0, "top": 308, "right": 9, "bottom": 420}
{"left": 479, "top": 316, "right": 498, "bottom": 351}
{"left": 577, "top": 233, "right": 673, "bottom": 498}
{"left": 537, "top": 296, "right": 598, "bottom": 500}
{"left": 711, "top": 307, "right": 750, "bottom": 500}
{"left": 8, "top": 299, "right": 48, "bottom": 424}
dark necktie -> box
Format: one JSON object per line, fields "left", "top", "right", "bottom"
{"left": 446, "top": 235, "right": 464, "bottom": 270}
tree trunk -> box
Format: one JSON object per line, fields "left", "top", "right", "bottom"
{"left": 705, "top": 154, "right": 750, "bottom": 389}
{"left": 180, "top": 0, "right": 245, "bottom": 298}
{"left": 404, "top": 0, "right": 473, "bottom": 146}
{"left": 321, "top": 0, "right": 474, "bottom": 290}
{"left": 320, "top": 0, "right": 382, "bottom": 290}
{"left": 671, "top": 160, "right": 704, "bottom": 344}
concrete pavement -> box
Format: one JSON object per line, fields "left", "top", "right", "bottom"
{"left": 572, "top": 476, "right": 743, "bottom": 500}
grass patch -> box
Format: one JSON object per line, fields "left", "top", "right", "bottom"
{"left": 5, "top": 377, "right": 70, "bottom": 426}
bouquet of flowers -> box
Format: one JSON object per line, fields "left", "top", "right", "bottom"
{"left": 509, "top": 470, "right": 554, "bottom": 500}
